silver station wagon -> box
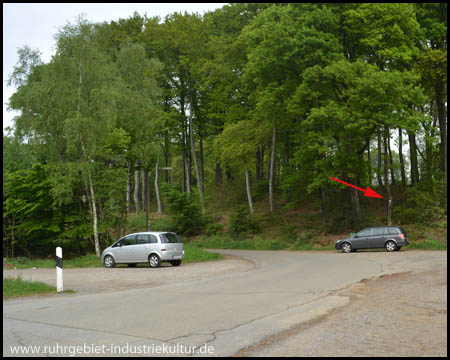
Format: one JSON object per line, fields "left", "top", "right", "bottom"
{"left": 101, "top": 232, "right": 184, "bottom": 268}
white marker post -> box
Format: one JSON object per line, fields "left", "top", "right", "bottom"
{"left": 56, "top": 247, "right": 63, "bottom": 293}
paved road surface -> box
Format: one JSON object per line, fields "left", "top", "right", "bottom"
{"left": 3, "top": 250, "right": 446, "bottom": 357}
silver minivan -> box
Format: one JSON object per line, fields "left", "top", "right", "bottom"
{"left": 101, "top": 232, "right": 184, "bottom": 268}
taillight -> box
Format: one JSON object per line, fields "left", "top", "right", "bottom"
{"left": 399, "top": 234, "right": 404, "bottom": 239}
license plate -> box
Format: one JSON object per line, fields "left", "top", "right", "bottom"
{"left": 172, "top": 255, "right": 182, "bottom": 260}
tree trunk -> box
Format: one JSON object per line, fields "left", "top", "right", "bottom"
{"left": 215, "top": 162, "right": 222, "bottom": 187}
{"left": 384, "top": 129, "right": 392, "bottom": 226}
{"left": 436, "top": 82, "right": 447, "bottom": 175}
{"left": 11, "top": 215, "right": 15, "bottom": 258}
{"left": 226, "top": 166, "right": 233, "bottom": 183}
{"left": 267, "top": 140, "right": 271, "bottom": 182}
{"left": 387, "top": 128, "right": 395, "bottom": 185}
{"left": 134, "top": 161, "right": 140, "bottom": 214}
{"left": 377, "top": 132, "right": 384, "bottom": 189}
{"left": 181, "top": 77, "right": 187, "bottom": 194}
{"left": 367, "top": 136, "right": 372, "bottom": 186}
{"left": 423, "top": 114, "right": 436, "bottom": 185}
{"left": 164, "top": 130, "right": 169, "bottom": 183}
{"left": 155, "top": 158, "right": 162, "bottom": 215}
{"left": 81, "top": 139, "right": 100, "bottom": 257}
{"left": 88, "top": 172, "right": 100, "bottom": 256}
{"left": 126, "top": 162, "right": 131, "bottom": 213}
{"left": 408, "top": 131, "right": 419, "bottom": 186}
{"left": 145, "top": 169, "right": 150, "bottom": 231}
{"left": 187, "top": 72, "right": 204, "bottom": 211}
{"left": 350, "top": 187, "right": 361, "bottom": 226}
{"left": 185, "top": 149, "right": 191, "bottom": 197}
{"left": 185, "top": 122, "right": 191, "bottom": 196}
{"left": 398, "top": 128, "right": 407, "bottom": 187}
{"left": 200, "top": 137, "right": 205, "bottom": 194}
{"left": 76, "top": 58, "right": 100, "bottom": 256}
{"left": 141, "top": 169, "right": 146, "bottom": 212}
{"left": 182, "top": 147, "right": 186, "bottom": 193}
{"left": 198, "top": 120, "right": 205, "bottom": 195}
{"left": 260, "top": 145, "right": 265, "bottom": 180}
{"left": 269, "top": 127, "right": 276, "bottom": 211}
{"left": 245, "top": 167, "right": 254, "bottom": 214}
{"left": 256, "top": 149, "right": 261, "bottom": 180}
{"left": 320, "top": 188, "right": 326, "bottom": 226}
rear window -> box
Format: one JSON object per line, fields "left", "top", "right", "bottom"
{"left": 372, "top": 228, "right": 385, "bottom": 236}
{"left": 136, "top": 234, "right": 150, "bottom": 244}
{"left": 388, "top": 228, "right": 400, "bottom": 235}
{"left": 160, "top": 233, "right": 181, "bottom": 244}
{"left": 135, "top": 234, "right": 158, "bottom": 244}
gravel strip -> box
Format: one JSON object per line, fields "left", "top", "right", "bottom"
{"left": 237, "top": 265, "right": 447, "bottom": 357}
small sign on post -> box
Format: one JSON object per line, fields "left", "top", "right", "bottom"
{"left": 56, "top": 247, "right": 63, "bottom": 293}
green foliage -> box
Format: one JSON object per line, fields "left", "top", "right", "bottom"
{"left": 182, "top": 244, "right": 223, "bottom": 263}
{"left": 278, "top": 224, "right": 299, "bottom": 245}
{"left": 393, "top": 186, "right": 445, "bottom": 224}
{"left": 3, "top": 164, "right": 61, "bottom": 257}
{"left": 205, "top": 223, "right": 224, "bottom": 236}
{"left": 194, "top": 233, "right": 335, "bottom": 251}
{"left": 2, "top": 134, "right": 36, "bottom": 180}
{"left": 3, "top": 276, "right": 57, "bottom": 298}
{"left": 214, "top": 120, "right": 262, "bottom": 168}
{"left": 125, "top": 213, "right": 173, "bottom": 234}
{"left": 229, "top": 205, "right": 261, "bottom": 236}
{"left": 162, "top": 185, "right": 205, "bottom": 236}
{"left": 3, "top": 254, "right": 103, "bottom": 269}
{"left": 408, "top": 239, "right": 446, "bottom": 250}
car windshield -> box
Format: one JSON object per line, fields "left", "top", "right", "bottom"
{"left": 160, "top": 233, "right": 181, "bottom": 244}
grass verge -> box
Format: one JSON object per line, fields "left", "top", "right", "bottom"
{"left": 191, "top": 234, "right": 335, "bottom": 251}
{"left": 407, "top": 238, "right": 447, "bottom": 250}
{"left": 3, "top": 244, "right": 222, "bottom": 269}
{"left": 182, "top": 244, "right": 223, "bottom": 263}
{"left": 3, "top": 254, "right": 103, "bottom": 269}
{"left": 3, "top": 276, "right": 57, "bottom": 298}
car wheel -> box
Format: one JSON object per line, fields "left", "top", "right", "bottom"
{"left": 385, "top": 241, "right": 397, "bottom": 252}
{"left": 148, "top": 254, "right": 161, "bottom": 268}
{"left": 127, "top": 263, "right": 137, "bottom": 267}
{"left": 170, "top": 260, "right": 182, "bottom": 267}
{"left": 104, "top": 255, "right": 115, "bottom": 268}
{"left": 341, "top": 242, "right": 352, "bottom": 253}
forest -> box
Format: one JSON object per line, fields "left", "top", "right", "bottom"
{"left": 3, "top": 3, "right": 447, "bottom": 258}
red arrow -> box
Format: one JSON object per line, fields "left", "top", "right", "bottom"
{"left": 329, "top": 177, "right": 383, "bottom": 198}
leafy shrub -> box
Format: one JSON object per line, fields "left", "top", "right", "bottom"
{"left": 162, "top": 185, "right": 205, "bottom": 236}
{"left": 229, "top": 205, "right": 260, "bottom": 236}
{"left": 393, "top": 187, "right": 445, "bottom": 224}
{"left": 205, "top": 223, "right": 224, "bottom": 236}
{"left": 279, "top": 225, "right": 299, "bottom": 244}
